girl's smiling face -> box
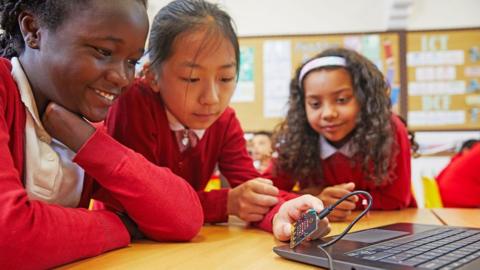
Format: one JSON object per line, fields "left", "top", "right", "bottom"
{"left": 22, "top": 0, "right": 148, "bottom": 122}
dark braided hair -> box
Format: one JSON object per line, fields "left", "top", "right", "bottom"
{"left": 274, "top": 47, "right": 397, "bottom": 187}
{"left": 0, "top": 0, "right": 147, "bottom": 58}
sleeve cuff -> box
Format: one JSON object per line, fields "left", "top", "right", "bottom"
{"left": 199, "top": 188, "right": 229, "bottom": 223}
{"left": 73, "top": 128, "right": 129, "bottom": 179}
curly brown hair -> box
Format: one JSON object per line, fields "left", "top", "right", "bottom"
{"left": 274, "top": 47, "right": 396, "bottom": 187}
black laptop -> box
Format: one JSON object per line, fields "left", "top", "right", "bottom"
{"left": 274, "top": 223, "right": 480, "bottom": 270}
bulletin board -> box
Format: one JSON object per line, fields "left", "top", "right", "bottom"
{"left": 230, "top": 32, "right": 403, "bottom": 132}
{"left": 407, "top": 28, "right": 480, "bottom": 131}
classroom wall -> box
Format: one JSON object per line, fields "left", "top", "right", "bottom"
{"left": 147, "top": 0, "right": 480, "bottom": 36}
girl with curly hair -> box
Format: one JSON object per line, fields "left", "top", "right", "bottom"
{"left": 266, "top": 48, "right": 416, "bottom": 221}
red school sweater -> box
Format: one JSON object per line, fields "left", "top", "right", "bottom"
{"left": 106, "top": 80, "right": 297, "bottom": 231}
{"left": 0, "top": 58, "right": 203, "bottom": 270}
{"left": 437, "top": 143, "right": 480, "bottom": 207}
{"left": 265, "top": 114, "right": 416, "bottom": 210}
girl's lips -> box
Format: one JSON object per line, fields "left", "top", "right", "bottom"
{"left": 321, "top": 123, "right": 342, "bottom": 132}
{"left": 193, "top": 113, "right": 217, "bottom": 122}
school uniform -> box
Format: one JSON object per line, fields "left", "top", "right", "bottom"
{"left": 265, "top": 114, "right": 416, "bottom": 210}
{"left": 106, "top": 80, "right": 297, "bottom": 231}
{"left": 0, "top": 58, "right": 203, "bottom": 270}
{"left": 437, "top": 143, "right": 480, "bottom": 207}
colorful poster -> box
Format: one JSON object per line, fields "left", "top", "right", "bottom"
{"left": 232, "top": 46, "right": 255, "bottom": 103}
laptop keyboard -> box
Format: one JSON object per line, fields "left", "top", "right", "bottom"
{"left": 345, "top": 227, "right": 480, "bottom": 270}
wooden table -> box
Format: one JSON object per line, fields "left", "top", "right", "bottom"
{"left": 58, "top": 209, "right": 442, "bottom": 269}
{"left": 431, "top": 208, "right": 480, "bottom": 228}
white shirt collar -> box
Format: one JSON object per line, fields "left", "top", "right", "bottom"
{"left": 11, "top": 57, "right": 84, "bottom": 207}
{"left": 319, "top": 135, "right": 356, "bottom": 159}
{"left": 11, "top": 57, "right": 52, "bottom": 143}
{"left": 165, "top": 109, "right": 205, "bottom": 139}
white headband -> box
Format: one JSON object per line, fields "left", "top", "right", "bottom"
{"left": 298, "top": 56, "right": 347, "bottom": 86}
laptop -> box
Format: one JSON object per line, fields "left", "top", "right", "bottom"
{"left": 274, "top": 223, "right": 480, "bottom": 270}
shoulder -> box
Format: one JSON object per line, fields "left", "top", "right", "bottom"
{"left": 206, "top": 107, "right": 245, "bottom": 141}
{"left": 0, "top": 58, "right": 13, "bottom": 88}
{"left": 0, "top": 58, "right": 12, "bottom": 73}
{"left": 461, "top": 143, "right": 480, "bottom": 165}
{"left": 0, "top": 58, "right": 15, "bottom": 102}
{"left": 107, "top": 79, "right": 164, "bottom": 131}
{"left": 213, "top": 107, "right": 239, "bottom": 128}
{"left": 389, "top": 114, "right": 411, "bottom": 158}
{"left": 121, "top": 79, "right": 158, "bottom": 103}
{"left": 112, "top": 79, "right": 164, "bottom": 114}
{"left": 390, "top": 114, "right": 408, "bottom": 137}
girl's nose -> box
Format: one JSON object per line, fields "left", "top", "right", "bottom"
{"left": 322, "top": 104, "right": 338, "bottom": 120}
{"left": 199, "top": 80, "right": 219, "bottom": 105}
{"left": 105, "top": 62, "right": 130, "bottom": 88}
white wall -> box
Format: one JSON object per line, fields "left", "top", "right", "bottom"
{"left": 408, "top": 0, "right": 480, "bottom": 30}
{"left": 147, "top": 0, "right": 480, "bottom": 36}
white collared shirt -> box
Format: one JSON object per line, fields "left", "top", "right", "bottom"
{"left": 319, "top": 135, "right": 357, "bottom": 160}
{"left": 165, "top": 109, "right": 205, "bottom": 140}
{"left": 11, "top": 57, "right": 84, "bottom": 207}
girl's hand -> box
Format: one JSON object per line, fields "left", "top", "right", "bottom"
{"left": 318, "top": 182, "right": 358, "bottom": 221}
{"left": 227, "top": 178, "right": 279, "bottom": 222}
{"left": 272, "top": 195, "right": 330, "bottom": 241}
{"left": 41, "top": 102, "right": 96, "bottom": 152}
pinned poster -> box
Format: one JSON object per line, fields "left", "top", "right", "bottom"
{"left": 383, "top": 39, "right": 394, "bottom": 64}
{"left": 361, "top": 35, "right": 381, "bottom": 64}
{"left": 390, "top": 85, "right": 400, "bottom": 114}
{"left": 464, "top": 66, "right": 480, "bottom": 77}
{"left": 343, "top": 36, "right": 362, "bottom": 53}
{"left": 263, "top": 40, "right": 291, "bottom": 118}
{"left": 232, "top": 46, "right": 255, "bottom": 103}
{"left": 408, "top": 111, "right": 466, "bottom": 126}
{"left": 469, "top": 46, "right": 480, "bottom": 62}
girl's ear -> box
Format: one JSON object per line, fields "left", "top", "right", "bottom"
{"left": 143, "top": 64, "right": 161, "bottom": 93}
{"left": 18, "top": 11, "right": 41, "bottom": 49}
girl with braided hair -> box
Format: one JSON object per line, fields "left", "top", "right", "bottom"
{"left": 265, "top": 48, "right": 416, "bottom": 221}
{"left": 0, "top": 1, "right": 203, "bottom": 268}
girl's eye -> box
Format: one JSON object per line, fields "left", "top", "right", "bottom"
{"left": 220, "top": 77, "right": 235, "bottom": 83}
{"left": 94, "top": 47, "right": 112, "bottom": 57}
{"left": 337, "top": 97, "right": 350, "bottom": 104}
{"left": 180, "top": 77, "right": 199, "bottom": 83}
{"left": 127, "top": 59, "right": 140, "bottom": 67}
{"left": 308, "top": 102, "right": 320, "bottom": 109}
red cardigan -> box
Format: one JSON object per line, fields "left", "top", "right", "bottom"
{"left": 437, "top": 143, "right": 480, "bottom": 207}
{"left": 265, "top": 115, "right": 416, "bottom": 210}
{"left": 0, "top": 58, "right": 203, "bottom": 270}
{"left": 106, "top": 80, "right": 297, "bottom": 230}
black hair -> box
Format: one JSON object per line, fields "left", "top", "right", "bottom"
{"left": 274, "top": 47, "right": 396, "bottom": 187}
{"left": 254, "top": 130, "right": 273, "bottom": 138}
{"left": 460, "top": 139, "right": 479, "bottom": 152}
{"left": 0, "top": 0, "right": 147, "bottom": 58}
{"left": 148, "top": 0, "right": 239, "bottom": 74}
